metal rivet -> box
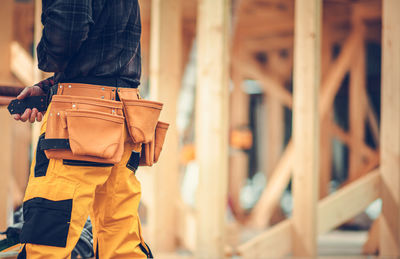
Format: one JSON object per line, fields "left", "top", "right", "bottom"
{"left": 112, "top": 89, "right": 115, "bottom": 92}
{"left": 60, "top": 85, "right": 63, "bottom": 88}
{"left": 68, "top": 85, "right": 72, "bottom": 88}
{"left": 72, "top": 104, "right": 76, "bottom": 108}
{"left": 101, "top": 96, "right": 104, "bottom": 99}
{"left": 57, "top": 112, "right": 60, "bottom": 116}
{"left": 102, "top": 87, "right": 105, "bottom": 91}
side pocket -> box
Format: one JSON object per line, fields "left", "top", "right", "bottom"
{"left": 122, "top": 99, "right": 163, "bottom": 144}
{"left": 20, "top": 197, "right": 72, "bottom": 247}
{"left": 66, "top": 109, "right": 124, "bottom": 159}
{"left": 153, "top": 121, "right": 169, "bottom": 163}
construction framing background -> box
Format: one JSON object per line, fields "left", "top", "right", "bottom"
{"left": 0, "top": 0, "right": 398, "bottom": 258}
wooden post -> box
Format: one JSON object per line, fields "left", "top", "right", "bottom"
{"left": 319, "top": 22, "right": 333, "bottom": 199}
{"left": 380, "top": 0, "right": 400, "bottom": 256}
{"left": 229, "top": 72, "right": 248, "bottom": 219}
{"left": 148, "top": 0, "right": 182, "bottom": 252}
{"left": 0, "top": 109, "right": 13, "bottom": 230}
{"left": 0, "top": 0, "right": 13, "bottom": 82}
{"left": 0, "top": 0, "right": 14, "bottom": 230}
{"left": 348, "top": 20, "right": 366, "bottom": 182}
{"left": 292, "top": 0, "right": 321, "bottom": 256}
{"left": 196, "top": 0, "right": 230, "bottom": 257}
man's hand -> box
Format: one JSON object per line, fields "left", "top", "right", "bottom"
{"left": 14, "top": 85, "right": 45, "bottom": 123}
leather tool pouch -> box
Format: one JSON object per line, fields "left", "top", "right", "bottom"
{"left": 139, "top": 121, "right": 169, "bottom": 166}
{"left": 121, "top": 99, "right": 163, "bottom": 144}
{"left": 43, "top": 95, "right": 125, "bottom": 164}
{"left": 118, "top": 90, "right": 167, "bottom": 167}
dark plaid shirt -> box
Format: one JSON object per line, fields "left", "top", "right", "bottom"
{"left": 37, "top": 0, "right": 142, "bottom": 93}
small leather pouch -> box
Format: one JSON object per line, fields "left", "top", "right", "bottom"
{"left": 139, "top": 121, "right": 169, "bottom": 166}
{"left": 139, "top": 140, "right": 155, "bottom": 166}
{"left": 66, "top": 109, "right": 124, "bottom": 159}
{"left": 154, "top": 121, "right": 169, "bottom": 163}
{"left": 121, "top": 99, "right": 163, "bottom": 144}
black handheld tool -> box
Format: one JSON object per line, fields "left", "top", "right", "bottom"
{"left": 7, "top": 96, "right": 47, "bottom": 115}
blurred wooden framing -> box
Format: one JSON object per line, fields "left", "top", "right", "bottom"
{"left": 1, "top": 0, "right": 398, "bottom": 257}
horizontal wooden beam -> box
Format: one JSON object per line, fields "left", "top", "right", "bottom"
{"left": 318, "top": 169, "right": 380, "bottom": 234}
{"left": 237, "top": 220, "right": 292, "bottom": 258}
{"left": 239, "top": 169, "right": 380, "bottom": 257}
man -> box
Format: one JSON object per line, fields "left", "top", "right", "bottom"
{"left": 15, "top": 0, "right": 152, "bottom": 258}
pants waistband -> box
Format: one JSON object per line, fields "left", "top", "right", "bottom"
{"left": 59, "top": 76, "right": 139, "bottom": 89}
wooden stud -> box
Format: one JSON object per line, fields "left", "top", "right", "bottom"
{"left": 196, "top": 0, "right": 230, "bottom": 257}
{"left": 148, "top": 0, "right": 182, "bottom": 251}
{"left": 229, "top": 72, "right": 249, "bottom": 220}
{"left": 292, "top": 0, "right": 321, "bottom": 256}
{"left": 348, "top": 28, "right": 367, "bottom": 182}
{"left": 319, "top": 22, "right": 333, "bottom": 199}
{"left": 265, "top": 96, "right": 284, "bottom": 179}
{"left": 380, "top": 0, "right": 400, "bottom": 255}
{"left": 0, "top": 109, "right": 13, "bottom": 230}
{"left": 0, "top": 0, "right": 13, "bottom": 82}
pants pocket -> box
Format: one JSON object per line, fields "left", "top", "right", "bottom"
{"left": 66, "top": 109, "right": 124, "bottom": 159}
{"left": 20, "top": 197, "right": 73, "bottom": 247}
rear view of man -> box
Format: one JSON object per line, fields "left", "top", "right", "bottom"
{"left": 15, "top": 0, "right": 154, "bottom": 258}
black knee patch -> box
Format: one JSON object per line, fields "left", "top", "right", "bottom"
{"left": 20, "top": 197, "right": 73, "bottom": 247}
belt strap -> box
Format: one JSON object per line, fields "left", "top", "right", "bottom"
{"left": 40, "top": 138, "right": 70, "bottom": 150}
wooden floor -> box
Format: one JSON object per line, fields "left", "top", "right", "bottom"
{"left": 0, "top": 230, "right": 376, "bottom": 258}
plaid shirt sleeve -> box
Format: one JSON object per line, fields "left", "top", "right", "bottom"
{"left": 37, "top": 0, "right": 94, "bottom": 73}
{"left": 34, "top": 76, "right": 55, "bottom": 94}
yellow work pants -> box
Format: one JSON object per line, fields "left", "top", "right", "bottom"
{"left": 17, "top": 108, "right": 152, "bottom": 259}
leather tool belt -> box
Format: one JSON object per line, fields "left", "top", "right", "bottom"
{"left": 41, "top": 83, "right": 169, "bottom": 166}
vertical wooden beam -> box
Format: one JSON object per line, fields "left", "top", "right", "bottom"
{"left": 292, "top": 0, "right": 321, "bottom": 256}
{"left": 265, "top": 96, "right": 284, "bottom": 179}
{"left": 348, "top": 22, "right": 366, "bottom": 182}
{"left": 149, "top": 0, "right": 182, "bottom": 252}
{"left": 0, "top": 0, "right": 13, "bottom": 82}
{"left": 196, "top": 0, "right": 230, "bottom": 257}
{"left": 380, "top": 0, "right": 400, "bottom": 256}
{"left": 0, "top": 109, "right": 13, "bottom": 230}
{"left": 319, "top": 21, "right": 333, "bottom": 199}
{"left": 0, "top": 0, "right": 14, "bottom": 230}
{"left": 229, "top": 72, "right": 248, "bottom": 219}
